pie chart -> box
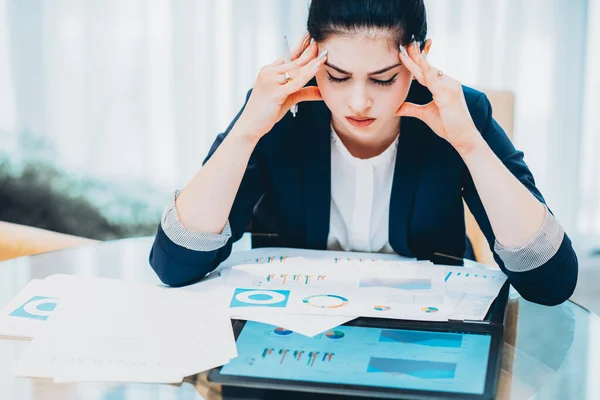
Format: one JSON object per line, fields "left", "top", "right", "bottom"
{"left": 302, "top": 294, "right": 348, "bottom": 309}
{"left": 325, "top": 330, "right": 345, "bottom": 339}
{"left": 373, "top": 305, "right": 391, "bottom": 312}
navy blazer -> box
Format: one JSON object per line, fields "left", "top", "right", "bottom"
{"left": 150, "top": 80, "right": 578, "bottom": 306}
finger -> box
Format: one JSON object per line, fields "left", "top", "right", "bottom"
{"left": 278, "top": 51, "right": 327, "bottom": 97}
{"left": 285, "top": 86, "right": 322, "bottom": 107}
{"left": 399, "top": 46, "right": 425, "bottom": 85}
{"left": 431, "top": 74, "right": 463, "bottom": 104}
{"left": 395, "top": 101, "right": 435, "bottom": 121}
{"left": 290, "top": 32, "right": 311, "bottom": 60}
{"left": 268, "top": 56, "right": 285, "bottom": 67}
{"left": 275, "top": 69, "right": 301, "bottom": 85}
{"left": 408, "top": 39, "right": 430, "bottom": 73}
{"left": 273, "top": 40, "right": 318, "bottom": 73}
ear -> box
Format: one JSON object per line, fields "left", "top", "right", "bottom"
{"left": 423, "top": 38, "right": 432, "bottom": 56}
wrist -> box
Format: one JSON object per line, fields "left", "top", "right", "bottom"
{"left": 230, "top": 118, "right": 264, "bottom": 147}
{"left": 452, "top": 130, "right": 485, "bottom": 158}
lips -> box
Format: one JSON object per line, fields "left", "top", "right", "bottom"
{"left": 346, "top": 116, "right": 376, "bottom": 128}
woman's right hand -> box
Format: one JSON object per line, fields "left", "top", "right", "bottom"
{"left": 235, "top": 34, "right": 328, "bottom": 142}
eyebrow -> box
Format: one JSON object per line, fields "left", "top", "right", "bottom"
{"left": 324, "top": 61, "right": 401, "bottom": 76}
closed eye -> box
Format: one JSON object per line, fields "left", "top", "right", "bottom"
{"left": 326, "top": 72, "right": 397, "bottom": 87}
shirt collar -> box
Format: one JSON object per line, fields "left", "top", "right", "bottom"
{"left": 330, "top": 123, "right": 398, "bottom": 167}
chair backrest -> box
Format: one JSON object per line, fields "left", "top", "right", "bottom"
{"left": 484, "top": 90, "right": 515, "bottom": 140}
{"left": 464, "top": 89, "right": 516, "bottom": 266}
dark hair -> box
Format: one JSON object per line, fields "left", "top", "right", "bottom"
{"left": 307, "top": 0, "right": 427, "bottom": 50}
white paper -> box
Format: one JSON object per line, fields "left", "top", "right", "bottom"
{"left": 224, "top": 258, "right": 450, "bottom": 322}
{"left": 226, "top": 285, "right": 449, "bottom": 322}
{"left": 0, "top": 279, "right": 62, "bottom": 339}
{"left": 217, "top": 247, "right": 413, "bottom": 270}
{"left": 222, "top": 260, "right": 361, "bottom": 289}
{"left": 12, "top": 276, "right": 237, "bottom": 383}
{"left": 443, "top": 265, "right": 508, "bottom": 320}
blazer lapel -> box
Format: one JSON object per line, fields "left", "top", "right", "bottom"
{"left": 389, "top": 82, "right": 434, "bottom": 257}
{"left": 301, "top": 99, "right": 332, "bottom": 249}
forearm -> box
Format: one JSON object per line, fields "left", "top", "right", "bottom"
{"left": 458, "top": 133, "right": 546, "bottom": 248}
{"left": 176, "top": 121, "right": 261, "bottom": 234}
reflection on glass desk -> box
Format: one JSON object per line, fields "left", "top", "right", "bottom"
{"left": 0, "top": 236, "right": 598, "bottom": 400}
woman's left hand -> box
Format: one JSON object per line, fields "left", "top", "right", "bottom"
{"left": 396, "top": 40, "right": 479, "bottom": 153}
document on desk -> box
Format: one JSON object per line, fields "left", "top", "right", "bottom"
{"left": 217, "top": 247, "right": 414, "bottom": 270}
{"left": 12, "top": 276, "right": 237, "bottom": 383}
{"left": 221, "top": 261, "right": 362, "bottom": 289}
{"left": 225, "top": 261, "right": 450, "bottom": 322}
{"left": 0, "top": 279, "right": 62, "bottom": 339}
{"left": 443, "top": 265, "right": 508, "bottom": 320}
{"left": 0, "top": 274, "right": 190, "bottom": 339}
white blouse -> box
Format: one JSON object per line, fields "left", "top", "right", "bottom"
{"left": 327, "top": 124, "right": 397, "bottom": 254}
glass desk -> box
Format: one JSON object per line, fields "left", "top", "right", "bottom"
{"left": 0, "top": 237, "right": 598, "bottom": 400}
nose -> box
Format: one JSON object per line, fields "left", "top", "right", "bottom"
{"left": 348, "top": 83, "right": 372, "bottom": 114}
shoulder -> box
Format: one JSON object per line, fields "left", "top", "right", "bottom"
{"left": 461, "top": 85, "right": 491, "bottom": 130}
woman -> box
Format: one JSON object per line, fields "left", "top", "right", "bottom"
{"left": 149, "top": 0, "right": 577, "bottom": 306}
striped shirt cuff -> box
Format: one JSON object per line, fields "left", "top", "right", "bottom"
{"left": 160, "top": 190, "right": 232, "bottom": 251}
{"left": 494, "top": 205, "right": 564, "bottom": 272}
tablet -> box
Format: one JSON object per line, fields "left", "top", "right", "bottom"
{"left": 208, "top": 318, "right": 503, "bottom": 400}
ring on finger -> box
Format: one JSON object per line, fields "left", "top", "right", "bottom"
{"left": 282, "top": 71, "right": 292, "bottom": 84}
{"left": 437, "top": 69, "right": 444, "bottom": 78}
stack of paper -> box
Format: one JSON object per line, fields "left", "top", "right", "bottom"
{"left": 0, "top": 247, "right": 509, "bottom": 384}
{"left": 220, "top": 258, "right": 451, "bottom": 322}
{"left": 212, "top": 248, "right": 508, "bottom": 328}
{"left": 1, "top": 275, "right": 236, "bottom": 383}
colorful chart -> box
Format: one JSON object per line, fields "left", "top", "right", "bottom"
{"left": 307, "top": 351, "right": 319, "bottom": 366}
{"left": 334, "top": 257, "right": 383, "bottom": 263}
{"left": 258, "top": 274, "right": 327, "bottom": 286}
{"left": 261, "top": 348, "right": 334, "bottom": 366}
{"left": 230, "top": 289, "right": 290, "bottom": 308}
{"left": 254, "top": 256, "right": 287, "bottom": 263}
{"left": 261, "top": 348, "right": 274, "bottom": 358}
{"left": 421, "top": 307, "right": 439, "bottom": 313}
{"left": 224, "top": 321, "right": 492, "bottom": 395}
{"left": 274, "top": 327, "right": 293, "bottom": 335}
{"left": 360, "top": 278, "right": 431, "bottom": 290}
{"left": 367, "top": 357, "right": 457, "bottom": 379}
{"left": 302, "top": 294, "right": 349, "bottom": 309}
{"left": 379, "top": 330, "right": 463, "bottom": 348}
{"left": 325, "top": 330, "right": 345, "bottom": 339}
{"left": 446, "top": 271, "right": 497, "bottom": 282}
{"left": 373, "top": 305, "right": 392, "bottom": 312}
{"left": 9, "top": 296, "right": 59, "bottom": 321}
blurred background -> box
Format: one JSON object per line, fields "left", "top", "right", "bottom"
{"left": 0, "top": 0, "right": 598, "bottom": 251}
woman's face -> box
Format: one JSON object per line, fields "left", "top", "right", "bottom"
{"left": 315, "top": 33, "right": 413, "bottom": 142}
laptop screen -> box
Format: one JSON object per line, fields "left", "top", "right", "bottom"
{"left": 220, "top": 321, "right": 492, "bottom": 395}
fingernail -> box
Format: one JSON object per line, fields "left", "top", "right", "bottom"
{"left": 411, "top": 35, "right": 420, "bottom": 51}
{"left": 310, "top": 38, "right": 315, "bottom": 46}
{"left": 311, "top": 61, "right": 321, "bottom": 73}
{"left": 399, "top": 45, "right": 408, "bottom": 57}
{"left": 317, "top": 49, "right": 328, "bottom": 61}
